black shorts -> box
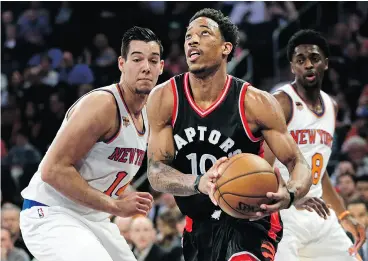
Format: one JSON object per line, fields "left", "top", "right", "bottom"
{"left": 182, "top": 212, "right": 283, "bottom": 261}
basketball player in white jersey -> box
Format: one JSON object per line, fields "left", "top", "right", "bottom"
{"left": 19, "top": 26, "right": 164, "bottom": 261}
{"left": 264, "top": 29, "right": 366, "bottom": 261}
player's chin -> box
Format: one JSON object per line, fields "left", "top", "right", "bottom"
{"left": 188, "top": 64, "right": 207, "bottom": 75}
{"left": 135, "top": 85, "right": 154, "bottom": 95}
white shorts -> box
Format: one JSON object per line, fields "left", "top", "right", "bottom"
{"left": 20, "top": 205, "right": 136, "bottom": 261}
{"left": 275, "top": 206, "right": 357, "bottom": 261}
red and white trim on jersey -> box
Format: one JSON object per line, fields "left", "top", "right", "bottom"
{"left": 170, "top": 77, "right": 179, "bottom": 128}
{"left": 184, "top": 72, "right": 232, "bottom": 118}
{"left": 228, "top": 251, "right": 261, "bottom": 261}
{"left": 115, "top": 84, "right": 146, "bottom": 137}
{"left": 239, "top": 83, "right": 263, "bottom": 142}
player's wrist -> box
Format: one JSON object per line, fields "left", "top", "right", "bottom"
{"left": 338, "top": 210, "right": 351, "bottom": 222}
{"left": 286, "top": 188, "right": 295, "bottom": 208}
{"left": 193, "top": 175, "right": 204, "bottom": 194}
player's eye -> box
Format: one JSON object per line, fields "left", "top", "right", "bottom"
{"left": 202, "top": 31, "right": 210, "bottom": 36}
{"left": 133, "top": 58, "right": 141, "bottom": 62}
{"left": 151, "top": 60, "right": 158, "bottom": 64}
{"left": 185, "top": 34, "right": 191, "bottom": 40}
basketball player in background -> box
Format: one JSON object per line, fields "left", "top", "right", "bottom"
{"left": 264, "top": 29, "right": 366, "bottom": 261}
{"left": 19, "top": 27, "right": 164, "bottom": 261}
{"left": 147, "top": 9, "right": 328, "bottom": 261}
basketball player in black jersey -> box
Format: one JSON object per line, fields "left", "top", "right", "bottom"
{"left": 146, "top": 9, "right": 328, "bottom": 261}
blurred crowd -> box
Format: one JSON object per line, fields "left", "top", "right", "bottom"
{"left": 1, "top": 2, "right": 368, "bottom": 261}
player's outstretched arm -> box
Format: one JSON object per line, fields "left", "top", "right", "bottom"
{"left": 246, "top": 88, "right": 312, "bottom": 208}
{"left": 40, "top": 92, "right": 151, "bottom": 217}
{"left": 146, "top": 82, "right": 197, "bottom": 196}
{"left": 146, "top": 82, "right": 226, "bottom": 197}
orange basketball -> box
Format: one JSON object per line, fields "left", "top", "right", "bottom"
{"left": 214, "top": 153, "right": 278, "bottom": 219}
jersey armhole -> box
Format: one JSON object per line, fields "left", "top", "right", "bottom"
{"left": 239, "top": 83, "right": 263, "bottom": 142}
{"left": 99, "top": 90, "right": 121, "bottom": 144}
{"left": 274, "top": 90, "right": 294, "bottom": 126}
{"left": 170, "top": 78, "right": 179, "bottom": 128}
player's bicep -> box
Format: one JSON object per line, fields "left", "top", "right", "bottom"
{"left": 41, "top": 92, "right": 116, "bottom": 169}
{"left": 257, "top": 92, "right": 299, "bottom": 167}
{"left": 146, "top": 83, "right": 175, "bottom": 164}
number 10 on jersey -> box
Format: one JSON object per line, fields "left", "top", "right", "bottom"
{"left": 187, "top": 153, "right": 217, "bottom": 176}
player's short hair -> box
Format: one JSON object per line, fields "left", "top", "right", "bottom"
{"left": 189, "top": 8, "right": 239, "bottom": 62}
{"left": 121, "top": 26, "right": 163, "bottom": 59}
{"left": 287, "top": 29, "right": 330, "bottom": 61}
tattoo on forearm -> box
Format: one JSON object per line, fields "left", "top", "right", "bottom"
{"left": 147, "top": 151, "right": 196, "bottom": 196}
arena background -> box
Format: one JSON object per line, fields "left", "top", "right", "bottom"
{"left": 1, "top": 1, "right": 368, "bottom": 261}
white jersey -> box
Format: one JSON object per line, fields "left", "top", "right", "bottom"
{"left": 21, "top": 83, "right": 149, "bottom": 221}
{"left": 273, "top": 84, "right": 335, "bottom": 198}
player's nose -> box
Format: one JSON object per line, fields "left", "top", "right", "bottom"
{"left": 187, "top": 34, "right": 200, "bottom": 47}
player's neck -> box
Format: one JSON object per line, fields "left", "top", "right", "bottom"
{"left": 188, "top": 64, "right": 228, "bottom": 105}
{"left": 118, "top": 82, "right": 147, "bottom": 118}
{"left": 292, "top": 81, "right": 321, "bottom": 107}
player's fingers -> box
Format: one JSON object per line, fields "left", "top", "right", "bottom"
{"left": 310, "top": 202, "right": 328, "bottom": 219}
{"left": 137, "top": 197, "right": 153, "bottom": 207}
{"left": 135, "top": 208, "right": 148, "bottom": 216}
{"left": 313, "top": 197, "right": 330, "bottom": 216}
{"left": 266, "top": 191, "right": 283, "bottom": 201}
{"left": 353, "top": 225, "right": 366, "bottom": 251}
{"left": 260, "top": 201, "right": 282, "bottom": 213}
{"left": 136, "top": 192, "right": 154, "bottom": 202}
{"left": 136, "top": 203, "right": 150, "bottom": 213}
{"left": 254, "top": 211, "right": 269, "bottom": 218}
{"left": 302, "top": 204, "right": 314, "bottom": 212}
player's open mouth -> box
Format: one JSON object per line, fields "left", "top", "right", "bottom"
{"left": 305, "top": 73, "right": 316, "bottom": 82}
{"left": 188, "top": 48, "right": 201, "bottom": 62}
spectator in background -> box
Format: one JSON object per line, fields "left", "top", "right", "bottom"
{"left": 93, "top": 33, "right": 117, "bottom": 68}
{"left": 347, "top": 199, "right": 368, "bottom": 260}
{"left": 3, "top": 129, "right": 41, "bottom": 167}
{"left": 17, "top": 1, "right": 51, "bottom": 47}
{"left": 342, "top": 136, "right": 368, "bottom": 177}
{"left": 229, "top": 1, "right": 268, "bottom": 25}
{"left": 175, "top": 214, "right": 186, "bottom": 237}
{"left": 357, "top": 176, "right": 368, "bottom": 205}
{"left": 267, "top": 1, "right": 299, "bottom": 26}
{"left": 1, "top": 203, "right": 29, "bottom": 257}
{"left": 58, "top": 51, "right": 74, "bottom": 83}
{"left": 328, "top": 22, "right": 351, "bottom": 57}
{"left": 130, "top": 216, "right": 167, "bottom": 261}
{"left": 38, "top": 54, "right": 59, "bottom": 87}
{"left": 1, "top": 228, "right": 30, "bottom": 261}
{"left": 156, "top": 210, "right": 181, "bottom": 251}
{"left": 114, "top": 216, "right": 134, "bottom": 250}
{"left": 337, "top": 173, "right": 360, "bottom": 206}
{"left": 39, "top": 91, "right": 65, "bottom": 150}
{"left": 55, "top": 1, "right": 73, "bottom": 25}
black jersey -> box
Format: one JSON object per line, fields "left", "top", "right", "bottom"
{"left": 171, "top": 73, "right": 264, "bottom": 220}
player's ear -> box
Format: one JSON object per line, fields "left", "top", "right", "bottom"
{"left": 118, "top": 56, "right": 125, "bottom": 73}
{"left": 222, "top": 42, "right": 233, "bottom": 57}
{"left": 324, "top": 58, "right": 328, "bottom": 70}
{"left": 160, "top": 60, "right": 164, "bottom": 75}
